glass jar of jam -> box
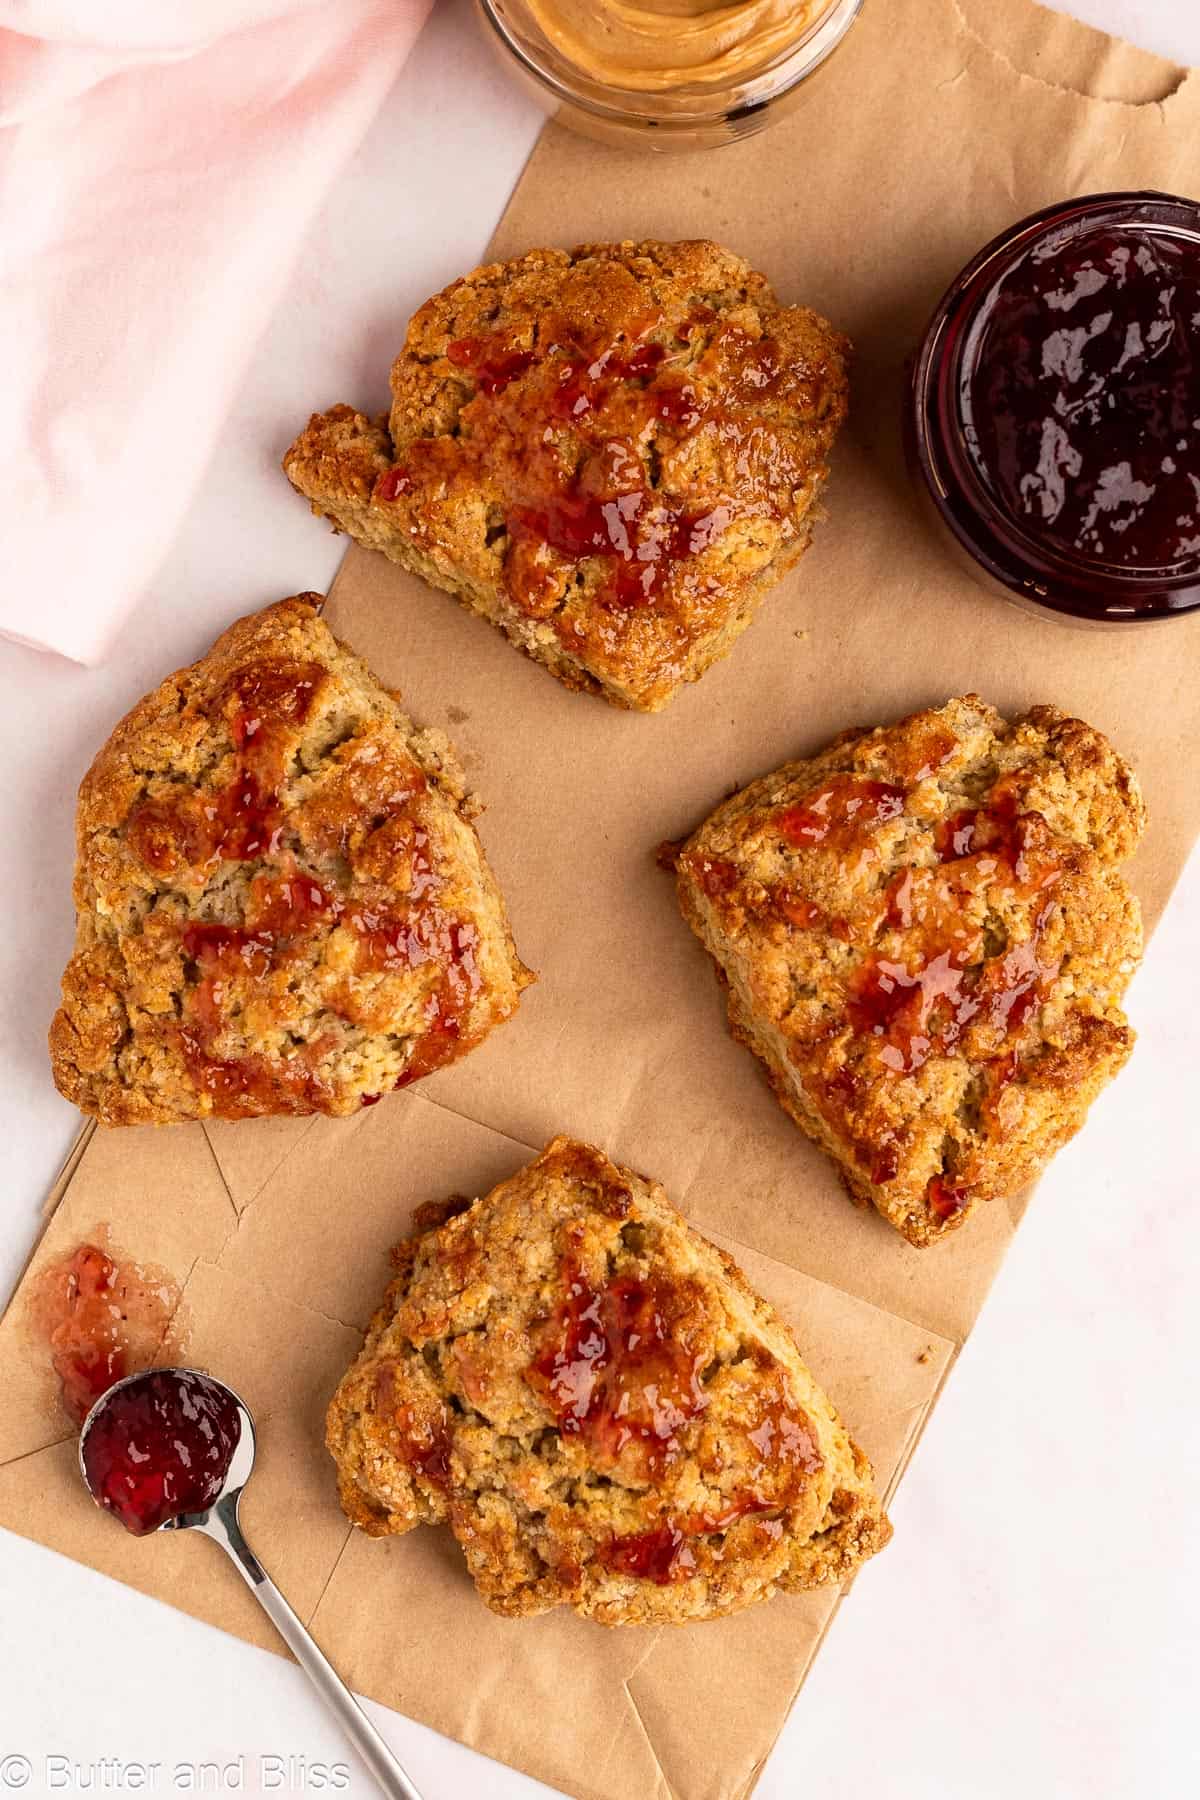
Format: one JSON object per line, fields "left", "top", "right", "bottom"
{"left": 475, "top": 0, "right": 864, "bottom": 152}
{"left": 909, "top": 192, "right": 1200, "bottom": 625}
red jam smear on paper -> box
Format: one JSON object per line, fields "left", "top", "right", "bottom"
{"left": 530, "top": 1262, "right": 707, "bottom": 1474}
{"left": 965, "top": 225, "right": 1200, "bottom": 570}
{"left": 28, "top": 1243, "right": 180, "bottom": 1426}
{"left": 81, "top": 1368, "right": 242, "bottom": 1536}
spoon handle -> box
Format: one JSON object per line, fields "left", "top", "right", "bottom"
{"left": 204, "top": 1498, "right": 425, "bottom": 1800}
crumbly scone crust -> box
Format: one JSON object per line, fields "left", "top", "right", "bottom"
{"left": 668, "top": 696, "right": 1144, "bottom": 1247}
{"left": 283, "top": 240, "right": 849, "bottom": 711}
{"left": 50, "top": 597, "right": 532, "bottom": 1125}
{"left": 326, "top": 1136, "right": 890, "bottom": 1626}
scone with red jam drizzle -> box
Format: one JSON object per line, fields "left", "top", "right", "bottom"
{"left": 283, "top": 240, "right": 848, "bottom": 712}
{"left": 50, "top": 597, "right": 531, "bottom": 1124}
{"left": 326, "top": 1136, "right": 890, "bottom": 1626}
{"left": 666, "top": 695, "right": 1144, "bottom": 1246}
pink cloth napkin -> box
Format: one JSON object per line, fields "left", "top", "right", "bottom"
{"left": 0, "top": 0, "right": 432, "bottom": 662}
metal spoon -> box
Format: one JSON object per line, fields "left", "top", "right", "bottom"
{"left": 79, "top": 1366, "right": 424, "bottom": 1800}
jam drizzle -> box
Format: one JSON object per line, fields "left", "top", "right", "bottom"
{"left": 846, "top": 791, "right": 1062, "bottom": 1078}
{"left": 126, "top": 659, "right": 484, "bottom": 1114}
{"left": 599, "top": 1367, "right": 821, "bottom": 1585}
{"left": 374, "top": 1365, "right": 453, "bottom": 1490}
{"left": 175, "top": 870, "right": 483, "bottom": 1115}
{"left": 127, "top": 659, "right": 324, "bottom": 877}
{"left": 372, "top": 317, "right": 803, "bottom": 621}
{"left": 529, "top": 1260, "right": 707, "bottom": 1475}
{"left": 777, "top": 777, "right": 907, "bottom": 851}
{"left": 744, "top": 767, "right": 1070, "bottom": 1211}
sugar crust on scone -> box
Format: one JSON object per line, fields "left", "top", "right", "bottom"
{"left": 326, "top": 1135, "right": 890, "bottom": 1626}
{"left": 667, "top": 696, "right": 1144, "bottom": 1247}
{"left": 50, "top": 597, "right": 532, "bottom": 1125}
{"left": 283, "top": 240, "right": 849, "bottom": 712}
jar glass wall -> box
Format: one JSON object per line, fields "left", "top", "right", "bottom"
{"left": 475, "top": 0, "right": 864, "bottom": 152}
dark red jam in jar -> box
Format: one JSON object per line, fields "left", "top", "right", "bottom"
{"left": 910, "top": 192, "right": 1200, "bottom": 623}
{"left": 81, "top": 1368, "right": 242, "bottom": 1536}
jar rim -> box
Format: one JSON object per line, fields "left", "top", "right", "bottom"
{"left": 475, "top": 0, "right": 865, "bottom": 133}
{"left": 910, "top": 190, "right": 1200, "bottom": 622}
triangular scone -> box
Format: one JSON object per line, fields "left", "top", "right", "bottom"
{"left": 50, "top": 597, "right": 532, "bottom": 1125}
{"left": 283, "top": 240, "right": 849, "bottom": 712}
{"left": 667, "top": 696, "right": 1144, "bottom": 1247}
{"left": 326, "top": 1136, "right": 890, "bottom": 1626}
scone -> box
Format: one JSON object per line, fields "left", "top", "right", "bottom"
{"left": 50, "top": 597, "right": 532, "bottom": 1124}
{"left": 666, "top": 696, "right": 1144, "bottom": 1247}
{"left": 284, "top": 240, "right": 849, "bottom": 711}
{"left": 326, "top": 1136, "right": 890, "bottom": 1626}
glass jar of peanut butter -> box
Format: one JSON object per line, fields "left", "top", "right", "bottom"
{"left": 476, "top": 0, "right": 864, "bottom": 150}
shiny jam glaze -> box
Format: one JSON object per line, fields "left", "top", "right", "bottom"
{"left": 28, "top": 1243, "right": 180, "bottom": 1425}
{"left": 125, "top": 660, "right": 484, "bottom": 1114}
{"left": 176, "top": 881, "right": 482, "bottom": 1114}
{"left": 603, "top": 1523, "right": 697, "bottom": 1584}
{"left": 530, "top": 1259, "right": 707, "bottom": 1474}
{"left": 699, "top": 767, "right": 1071, "bottom": 1212}
{"left": 846, "top": 788, "right": 1063, "bottom": 1077}
{"left": 599, "top": 1366, "right": 820, "bottom": 1585}
{"left": 373, "top": 1365, "right": 453, "bottom": 1489}
{"left": 927, "top": 1175, "right": 968, "bottom": 1222}
{"left": 910, "top": 191, "right": 1200, "bottom": 621}
{"left": 81, "top": 1368, "right": 242, "bottom": 1536}
{"left": 688, "top": 853, "right": 740, "bottom": 899}
{"left": 601, "top": 1511, "right": 786, "bottom": 1586}
{"left": 777, "top": 777, "right": 906, "bottom": 850}
{"left": 447, "top": 336, "right": 537, "bottom": 396}
{"left": 375, "top": 315, "right": 805, "bottom": 623}
{"left": 126, "top": 659, "right": 324, "bottom": 875}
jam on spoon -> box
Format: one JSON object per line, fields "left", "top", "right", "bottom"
{"left": 80, "top": 1367, "right": 242, "bottom": 1536}
{"left": 78, "top": 1368, "right": 424, "bottom": 1800}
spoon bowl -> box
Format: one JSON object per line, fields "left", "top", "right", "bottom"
{"left": 79, "top": 1365, "right": 255, "bottom": 1534}
{"left": 78, "top": 1366, "right": 423, "bottom": 1800}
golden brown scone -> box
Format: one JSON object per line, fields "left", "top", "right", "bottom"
{"left": 50, "top": 597, "right": 532, "bottom": 1125}
{"left": 666, "top": 696, "right": 1144, "bottom": 1247}
{"left": 326, "top": 1136, "right": 890, "bottom": 1626}
{"left": 283, "top": 240, "right": 849, "bottom": 712}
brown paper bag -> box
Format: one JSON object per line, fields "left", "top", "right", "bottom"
{"left": 3, "top": 3, "right": 1198, "bottom": 1797}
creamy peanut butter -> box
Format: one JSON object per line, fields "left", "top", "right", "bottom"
{"left": 523, "top": 0, "right": 830, "bottom": 93}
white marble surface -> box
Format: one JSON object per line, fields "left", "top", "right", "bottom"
{"left": 1, "top": 2, "right": 1197, "bottom": 1795}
